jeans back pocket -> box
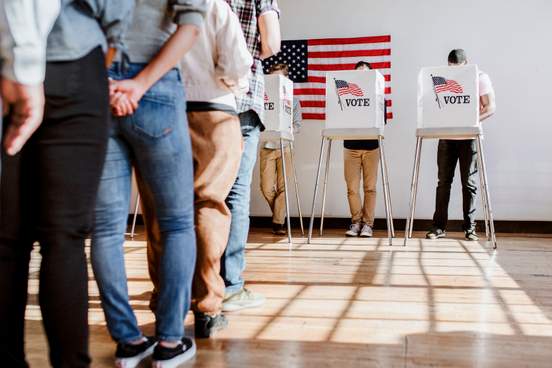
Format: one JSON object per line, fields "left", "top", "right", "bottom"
{"left": 131, "top": 93, "right": 178, "bottom": 139}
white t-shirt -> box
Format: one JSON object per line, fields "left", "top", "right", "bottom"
{"left": 479, "top": 71, "right": 494, "bottom": 96}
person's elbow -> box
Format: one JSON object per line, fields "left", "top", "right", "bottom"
{"left": 258, "top": 11, "right": 281, "bottom": 59}
{"left": 261, "top": 39, "right": 281, "bottom": 59}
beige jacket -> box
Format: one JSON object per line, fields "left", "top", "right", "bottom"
{"left": 180, "top": 0, "right": 253, "bottom": 110}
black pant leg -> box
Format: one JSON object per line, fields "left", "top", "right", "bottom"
{"left": 0, "top": 119, "right": 35, "bottom": 368}
{"left": 35, "top": 47, "right": 109, "bottom": 368}
{"left": 458, "top": 139, "right": 478, "bottom": 231}
{"left": 432, "top": 140, "right": 460, "bottom": 230}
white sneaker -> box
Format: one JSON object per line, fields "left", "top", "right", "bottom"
{"left": 222, "top": 288, "right": 266, "bottom": 312}
{"left": 345, "top": 223, "right": 362, "bottom": 237}
{"left": 360, "top": 224, "right": 373, "bottom": 238}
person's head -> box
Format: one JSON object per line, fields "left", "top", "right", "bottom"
{"left": 355, "top": 61, "right": 372, "bottom": 71}
{"left": 269, "top": 63, "right": 290, "bottom": 77}
{"left": 448, "top": 49, "right": 468, "bottom": 66}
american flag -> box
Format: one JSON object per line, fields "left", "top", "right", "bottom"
{"left": 263, "top": 35, "right": 392, "bottom": 120}
{"left": 335, "top": 80, "right": 364, "bottom": 97}
{"left": 432, "top": 76, "right": 463, "bottom": 94}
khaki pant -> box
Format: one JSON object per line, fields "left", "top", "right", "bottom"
{"left": 343, "top": 148, "right": 380, "bottom": 226}
{"left": 143, "top": 110, "right": 243, "bottom": 315}
{"left": 259, "top": 146, "right": 292, "bottom": 225}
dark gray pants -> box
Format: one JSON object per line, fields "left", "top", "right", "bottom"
{"left": 432, "top": 139, "right": 478, "bottom": 231}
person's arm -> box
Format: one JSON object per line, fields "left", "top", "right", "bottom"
{"left": 258, "top": 10, "right": 280, "bottom": 59}
{"left": 0, "top": 0, "right": 60, "bottom": 155}
{"left": 216, "top": 1, "right": 253, "bottom": 95}
{"left": 111, "top": 0, "right": 206, "bottom": 116}
{"left": 479, "top": 91, "right": 496, "bottom": 121}
{"left": 0, "top": 0, "right": 60, "bottom": 85}
{"left": 293, "top": 97, "right": 302, "bottom": 134}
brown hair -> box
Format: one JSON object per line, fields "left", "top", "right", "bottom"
{"left": 269, "top": 63, "right": 290, "bottom": 77}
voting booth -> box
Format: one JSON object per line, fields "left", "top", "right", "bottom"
{"left": 325, "top": 70, "right": 386, "bottom": 131}
{"left": 261, "top": 74, "right": 303, "bottom": 246}
{"left": 262, "top": 75, "right": 294, "bottom": 141}
{"left": 404, "top": 65, "right": 497, "bottom": 248}
{"left": 308, "top": 70, "right": 395, "bottom": 245}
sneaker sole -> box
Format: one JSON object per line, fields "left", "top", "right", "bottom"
{"left": 115, "top": 343, "right": 157, "bottom": 368}
{"left": 152, "top": 341, "right": 196, "bottom": 368}
{"left": 426, "top": 234, "right": 446, "bottom": 240}
{"left": 359, "top": 233, "right": 373, "bottom": 238}
{"left": 345, "top": 232, "right": 359, "bottom": 237}
{"left": 222, "top": 298, "right": 266, "bottom": 312}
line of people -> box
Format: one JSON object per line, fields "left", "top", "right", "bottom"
{"left": 0, "top": 0, "right": 280, "bottom": 367}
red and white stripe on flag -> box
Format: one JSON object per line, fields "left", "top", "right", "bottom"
{"left": 296, "top": 35, "right": 392, "bottom": 121}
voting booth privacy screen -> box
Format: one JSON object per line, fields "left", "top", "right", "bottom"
{"left": 417, "top": 65, "right": 480, "bottom": 129}
{"left": 325, "top": 70, "right": 385, "bottom": 130}
{"left": 263, "top": 75, "right": 294, "bottom": 136}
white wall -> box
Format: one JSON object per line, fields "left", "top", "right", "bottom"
{"left": 250, "top": 0, "right": 552, "bottom": 221}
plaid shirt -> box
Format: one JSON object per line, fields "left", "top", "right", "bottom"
{"left": 225, "top": 0, "right": 280, "bottom": 124}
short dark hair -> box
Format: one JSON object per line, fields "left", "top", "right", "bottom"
{"left": 269, "top": 63, "right": 289, "bottom": 76}
{"left": 355, "top": 61, "right": 372, "bottom": 70}
{"left": 448, "top": 49, "right": 467, "bottom": 64}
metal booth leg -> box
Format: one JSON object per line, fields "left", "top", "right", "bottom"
{"left": 476, "top": 136, "right": 497, "bottom": 249}
{"left": 129, "top": 192, "right": 141, "bottom": 239}
{"left": 319, "top": 139, "right": 333, "bottom": 236}
{"left": 308, "top": 137, "right": 327, "bottom": 244}
{"left": 280, "top": 138, "right": 293, "bottom": 248}
{"left": 378, "top": 137, "right": 393, "bottom": 246}
{"left": 476, "top": 141, "right": 491, "bottom": 240}
{"left": 379, "top": 136, "right": 395, "bottom": 238}
{"left": 404, "top": 137, "right": 423, "bottom": 246}
{"left": 290, "top": 143, "right": 305, "bottom": 236}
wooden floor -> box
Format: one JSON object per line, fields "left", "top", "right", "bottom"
{"left": 24, "top": 228, "right": 552, "bottom": 367}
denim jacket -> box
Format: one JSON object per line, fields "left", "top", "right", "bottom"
{"left": 46, "top": 0, "right": 134, "bottom": 62}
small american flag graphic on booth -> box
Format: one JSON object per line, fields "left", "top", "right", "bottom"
{"left": 263, "top": 35, "right": 393, "bottom": 120}
{"left": 335, "top": 79, "right": 364, "bottom": 97}
{"left": 432, "top": 76, "right": 464, "bottom": 94}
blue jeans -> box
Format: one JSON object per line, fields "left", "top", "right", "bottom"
{"left": 91, "top": 63, "right": 196, "bottom": 343}
{"left": 221, "top": 110, "right": 261, "bottom": 294}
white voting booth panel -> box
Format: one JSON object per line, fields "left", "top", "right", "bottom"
{"left": 325, "top": 70, "right": 385, "bottom": 130}
{"left": 263, "top": 75, "right": 294, "bottom": 141}
{"left": 418, "top": 65, "right": 480, "bottom": 129}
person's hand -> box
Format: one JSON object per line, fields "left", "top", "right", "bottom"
{"left": 109, "top": 78, "right": 145, "bottom": 116}
{"left": 110, "top": 90, "right": 137, "bottom": 117}
{"left": 1, "top": 78, "right": 45, "bottom": 156}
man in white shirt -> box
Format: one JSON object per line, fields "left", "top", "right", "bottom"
{"left": 427, "top": 49, "right": 496, "bottom": 241}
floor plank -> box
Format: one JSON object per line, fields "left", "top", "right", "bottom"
{"left": 23, "top": 229, "right": 552, "bottom": 367}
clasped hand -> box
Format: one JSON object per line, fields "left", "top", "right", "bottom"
{"left": 109, "top": 78, "right": 146, "bottom": 117}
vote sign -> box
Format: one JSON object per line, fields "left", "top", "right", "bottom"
{"left": 264, "top": 75, "right": 294, "bottom": 136}
{"left": 417, "top": 65, "right": 480, "bottom": 129}
{"left": 325, "top": 70, "right": 385, "bottom": 129}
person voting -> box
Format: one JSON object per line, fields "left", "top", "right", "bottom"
{"left": 426, "top": 49, "right": 496, "bottom": 241}
{"left": 343, "top": 61, "right": 387, "bottom": 238}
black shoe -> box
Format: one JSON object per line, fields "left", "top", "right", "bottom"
{"left": 151, "top": 337, "right": 196, "bottom": 368}
{"left": 115, "top": 337, "right": 157, "bottom": 368}
{"left": 194, "top": 312, "right": 228, "bottom": 338}
{"left": 426, "top": 228, "right": 446, "bottom": 240}
{"left": 465, "top": 229, "right": 479, "bottom": 241}
{"left": 272, "top": 223, "right": 286, "bottom": 235}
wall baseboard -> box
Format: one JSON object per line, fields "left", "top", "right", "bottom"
{"left": 129, "top": 215, "right": 552, "bottom": 234}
